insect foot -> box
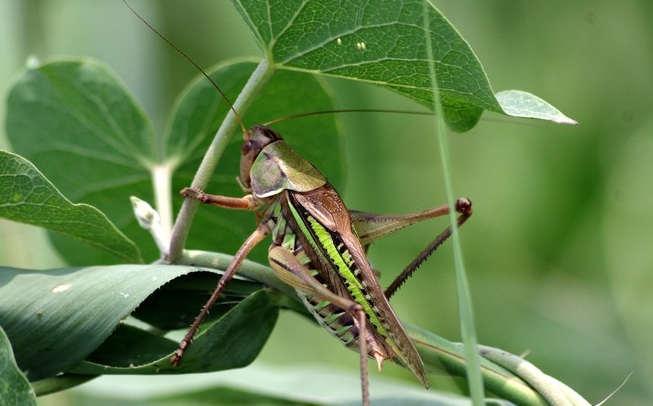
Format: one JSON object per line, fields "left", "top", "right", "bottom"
{"left": 455, "top": 198, "right": 473, "bottom": 217}
{"left": 180, "top": 187, "right": 212, "bottom": 204}
{"left": 170, "top": 345, "right": 186, "bottom": 367}
{"left": 180, "top": 187, "right": 201, "bottom": 198}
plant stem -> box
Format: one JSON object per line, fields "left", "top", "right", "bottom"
{"left": 152, "top": 163, "right": 173, "bottom": 242}
{"left": 479, "top": 346, "right": 591, "bottom": 406}
{"left": 167, "top": 59, "right": 274, "bottom": 262}
{"left": 422, "top": 1, "right": 485, "bottom": 404}
{"left": 176, "top": 249, "right": 297, "bottom": 298}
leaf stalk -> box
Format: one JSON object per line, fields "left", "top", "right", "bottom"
{"left": 167, "top": 59, "right": 274, "bottom": 262}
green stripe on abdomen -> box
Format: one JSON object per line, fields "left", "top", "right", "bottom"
{"left": 286, "top": 199, "right": 389, "bottom": 340}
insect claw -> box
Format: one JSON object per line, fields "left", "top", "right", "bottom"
{"left": 373, "top": 352, "right": 385, "bottom": 371}
{"left": 180, "top": 187, "right": 197, "bottom": 197}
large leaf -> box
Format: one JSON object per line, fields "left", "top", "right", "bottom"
{"left": 66, "top": 366, "right": 516, "bottom": 406}
{"left": 0, "top": 151, "right": 141, "bottom": 263}
{"left": 0, "top": 260, "right": 586, "bottom": 404}
{"left": 5, "top": 59, "right": 156, "bottom": 264}
{"left": 232, "top": 0, "right": 576, "bottom": 131}
{"left": 0, "top": 265, "right": 276, "bottom": 382}
{"left": 6, "top": 59, "right": 341, "bottom": 265}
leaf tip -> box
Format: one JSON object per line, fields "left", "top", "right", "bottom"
{"left": 553, "top": 116, "right": 579, "bottom": 126}
{"left": 496, "top": 90, "right": 578, "bottom": 126}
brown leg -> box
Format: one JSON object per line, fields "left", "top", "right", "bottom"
{"left": 181, "top": 187, "right": 256, "bottom": 210}
{"left": 171, "top": 224, "right": 270, "bottom": 366}
{"left": 376, "top": 198, "right": 473, "bottom": 299}
{"left": 268, "top": 246, "right": 373, "bottom": 406}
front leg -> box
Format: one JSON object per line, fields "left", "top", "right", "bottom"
{"left": 181, "top": 187, "right": 256, "bottom": 210}
{"left": 171, "top": 223, "right": 270, "bottom": 366}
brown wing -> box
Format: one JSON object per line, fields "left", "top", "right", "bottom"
{"left": 291, "top": 184, "right": 428, "bottom": 387}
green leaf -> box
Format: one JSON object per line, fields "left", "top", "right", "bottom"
{"left": 5, "top": 59, "right": 341, "bottom": 265}
{"left": 0, "top": 150, "right": 141, "bottom": 263}
{"left": 232, "top": 0, "right": 575, "bottom": 131}
{"left": 71, "top": 289, "right": 277, "bottom": 375}
{"left": 0, "top": 326, "right": 37, "bottom": 406}
{"left": 496, "top": 90, "right": 577, "bottom": 125}
{"left": 0, "top": 260, "right": 587, "bottom": 404}
{"left": 0, "top": 265, "right": 275, "bottom": 381}
{"left": 68, "top": 366, "right": 515, "bottom": 406}
{"left": 5, "top": 59, "right": 157, "bottom": 264}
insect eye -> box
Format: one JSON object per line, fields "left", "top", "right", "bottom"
{"left": 241, "top": 140, "right": 253, "bottom": 155}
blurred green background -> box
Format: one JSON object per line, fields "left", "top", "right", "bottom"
{"left": 1, "top": 0, "right": 652, "bottom": 405}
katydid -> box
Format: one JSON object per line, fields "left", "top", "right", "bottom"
{"left": 173, "top": 125, "right": 472, "bottom": 405}
{"left": 122, "top": 2, "right": 472, "bottom": 404}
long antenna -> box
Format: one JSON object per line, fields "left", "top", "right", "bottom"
{"left": 122, "top": 0, "right": 246, "bottom": 134}
{"left": 263, "top": 109, "right": 433, "bottom": 126}
{"left": 263, "top": 108, "right": 539, "bottom": 128}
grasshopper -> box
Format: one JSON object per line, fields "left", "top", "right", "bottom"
{"left": 122, "top": 2, "right": 472, "bottom": 403}
{"left": 173, "top": 125, "right": 472, "bottom": 405}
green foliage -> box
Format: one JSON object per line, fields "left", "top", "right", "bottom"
{"left": 0, "top": 264, "right": 278, "bottom": 382}
{"left": 232, "top": 0, "right": 574, "bottom": 131}
{"left": 0, "top": 1, "right": 585, "bottom": 405}
{"left": 6, "top": 60, "right": 340, "bottom": 265}
{"left": 0, "top": 151, "right": 140, "bottom": 263}
{"left": 58, "top": 366, "right": 518, "bottom": 406}
{"left": 0, "top": 327, "right": 36, "bottom": 406}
